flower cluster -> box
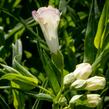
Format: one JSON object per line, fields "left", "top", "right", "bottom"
{"left": 63, "top": 63, "right": 106, "bottom": 108}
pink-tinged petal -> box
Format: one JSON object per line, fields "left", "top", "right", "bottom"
{"left": 32, "top": 6, "right": 60, "bottom": 53}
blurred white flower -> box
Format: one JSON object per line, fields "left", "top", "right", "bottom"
{"left": 63, "top": 73, "right": 75, "bottom": 86}
{"left": 86, "top": 94, "right": 101, "bottom": 107}
{"left": 32, "top": 6, "right": 60, "bottom": 53}
{"left": 69, "top": 94, "right": 101, "bottom": 108}
{"left": 85, "top": 76, "right": 106, "bottom": 91}
{"left": 73, "top": 63, "right": 92, "bottom": 79}
{"left": 70, "top": 79, "right": 86, "bottom": 89}
{"left": 69, "top": 95, "right": 83, "bottom": 105}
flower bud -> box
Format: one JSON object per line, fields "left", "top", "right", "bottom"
{"left": 86, "top": 94, "right": 101, "bottom": 107}
{"left": 69, "top": 95, "right": 83, "bottom": 106}
{"left": 58, "top": 95, "right": 67, "bottom": 106}
{"left": 69, "top": 94, "right": 101, "bottom": 108}
{"left": 70, "top": 79, "right": 86, "bottom": 89}
{"left": 32, "top": 6, "right": 60, "bottom": 53}
{"left": 63, "top": 106, "right": 71, "bottom": 109}
{"left": 73, "top": 63, "right": 92, "bottom": 79}
{"left": 63, "top": 73, "right": 75, "bottom": 86}
{"left": 85, "top": 76, "right": 106, "bottom": 91}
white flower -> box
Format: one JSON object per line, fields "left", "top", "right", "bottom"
{"left": 73, "top": 63, "right": 92, "bottom": 79}
{"left": 32, "top": 6, "right": 60, "bottom": 53}
{"left": 63, "top": 73, "right": 75, "bottom": 86}
{"left": 70, "top": 79, "right": 86, "bottom": 89}
{"left": 85, "top": 76, "right": 106, "bottom": 91}
{"left": 86, "top": 94, "right": 101, "bottom": 107}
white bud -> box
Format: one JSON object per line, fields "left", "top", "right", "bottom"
{"left": 32, "top": 6, "right": 60, "bottom": 53}
{"left": 69, "top": 94, "right": 101, "bottom": 108}
{"left": 63, "top": 73, "right": 75, "bottom": 86}
{"left": 70, "top": 79, "right": 86, "bottom": 89}
{"left": 69, "top": 95, "right": 83, "bottom": 105}
{"left": 86, "top": 94, "right": 101, "bottom": 107}
{"left": 73, "top": 63, "right": 92, "bottom": 79}
{"left": 85, "top": 76, "right": 106, "bottom": 91}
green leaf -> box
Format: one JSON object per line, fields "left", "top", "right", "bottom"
{"left": 94, "top": 0, "right": 109, "bottom": 49}
{"left": 92, "top": 43, "right": 109, "bottom": 75}
{"left": 84, "top": 0, "right": 99, "bottom": 63}
{"left": 14, "top": 28, "right": 25, "bottom": 41}
{"left": 0, "top": 7, "right": 19, "bottom": 22}
{"left": 13, "top": 57, "right": 35, "bottom": 77}
{"left": 0, "top": 96, "right": 10, "bottom": 109}
{"left": 0, "top": 64, "right": 20, "bottom": 74}
{"left": 49, "top": 0, "right": 59, "bottom": 6}
{"left": 6, "top": 24, "right": 23, "bottom": 39}
{"left": 51, "top": 50, "right": 64, "bottom": 71}
{"left": 0, "top": 28, "right": 5, "bottom": 46}
{"left": 13, "top": 0, "right": 21, "bottom": 8}
{"left": 1, "top": 73, "right": 38, "bottom": 90}
{"left": 77, "top": 12, "right": 87, "bottom": 20}
{"left": 33, "top": 93, "right": 53, "bottom": 102}
{"left": 39, "top": 48, "right": 60, "bottom": 95}
{"left": 0, "top": 58, "right": 6, "bottom": 64}
{"left": 59, "top": 0, "right": 68, "bottom": 14}
{"left": 11, "top": 82, "right": 25, "bottom": 109}
{"left": 12, "top": 39, "right": 22, "bottom": 64}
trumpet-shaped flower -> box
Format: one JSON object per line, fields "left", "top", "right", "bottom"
{"left": 32, "top": 6, "right": 60, "bottom": 53}
{"left": 85, "top": 76, "right": 106, "bottom": 91}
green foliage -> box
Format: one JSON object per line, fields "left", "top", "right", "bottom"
{"left": 84, "top": 0, "right": 99, "bottom": 64}
{"left": 38, "top": 48, "right": 60, "bottom": 95}
{"left": 0, "top": 96, "right": 10, "bottom": 109}
{"left": 94, "top": 0, "right": 109, "bottom": 50}
{"left": 0, "top": 0, "right": 109, "bottom": 109}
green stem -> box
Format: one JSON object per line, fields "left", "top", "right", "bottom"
{"left": 37, "top": 85, "right": 54, "bottom": 97}
{"left": 0, "top": 86, "right": 11, "bottom": 89}
{"left": 55, "top": 87, "right": 64, "bottom": 102}
{"left": 92, "top": 52, "right": 103, "bottom": 73}
{"left": 52, "top": 103, "right": 59, "bottom": 109}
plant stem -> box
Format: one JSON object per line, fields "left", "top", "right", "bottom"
{"left": 37, "top": 85, "right": 54, "bottom": 97}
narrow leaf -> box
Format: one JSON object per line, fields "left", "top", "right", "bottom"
{"left": 39, "top": 48, "right": 60, "bottom": 95}
{"left": 94, "top": 0, "right": 109, "bottom": 49}
{"left": 51, "top": 50, "right": 64, "bottom": 71}
{"left": 1, "top": 73, "right": 38, "bottom": 89}
{"left": 84, "top": 0, "right": 98, "bottom": 63}
{"left": 29, "top": 93, "right": 53, "bottom": 102}
{"left": 12, "top": 39, "right": 22, "bottom": 64}
{"left": 1, "top": 64, "right": 20, "bottom": 74}
{"left": 11, "top": 82, "right": 25, "bottom": 109}
{"left": 13, "top": 57, "right": 35, "bottom": 77}
{"left": 0, "top": 96, "right": 10, "bottom": 109}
